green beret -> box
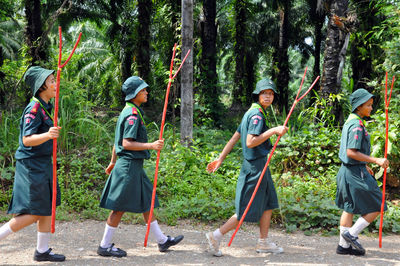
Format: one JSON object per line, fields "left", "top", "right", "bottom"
{"left": 253, "top": 78, "right": 278, "bottom": 95}
{"left": 24, "top": 66, "right": 55, "bottom": 96}
{"left": 350, "top": 88, "right": 375, "bottom": 112}
{"left": 122, "top": 76, "right": 149, "bottom": 101}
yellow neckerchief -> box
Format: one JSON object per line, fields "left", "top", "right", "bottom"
{"left": 32, "top": 97, "right": 53, "bottom": 121}
{"left": 249, "top": 103, "right": 269, "bottom": 127}
{"left": 124, "top": 102, "right": 145, "bottom": 125}
{"left": 345, "top": 113, "right": 366, "bottom": 126}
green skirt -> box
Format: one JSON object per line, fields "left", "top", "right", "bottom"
{"left": 7, "top": 157, "right": 61, "bottom": 216}
{"left": 335, "top": 164, "right": 387, "bottom": 215}
{"left": 100, "top": 157, "right": 159, "bottom": 213}
{"left": 235, "top": 157, "right": 279, "bottom": 222}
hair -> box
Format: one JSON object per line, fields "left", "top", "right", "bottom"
{"left": 35, "top": 84, "right": 47, "bottom": 97}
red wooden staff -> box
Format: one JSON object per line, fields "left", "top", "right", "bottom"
{"left": 51, "top": 26, "right": 82, "bottom": 233}
{"left": 144, "top": 44, "right": 191, "bottom": 247}
{"left": 228, "top": 68, "right": 320, "bottom": 246}
{"left": 378, "top": 72, "right": 394, "bottom": 248}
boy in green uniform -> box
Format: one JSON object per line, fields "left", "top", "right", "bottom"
{"left": 0, "top": 66, "right": 65, "bottom": 262}
{"left": 97, "top": 76, "right": 183, "bottom": 257}
{"left": 206, "top": 78, "right": 287, "bottom": 256}
{"left": 335, "top": 88, "right": 389, "bottom": 256}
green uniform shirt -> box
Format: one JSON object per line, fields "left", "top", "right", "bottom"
{"left": 339, "top": 114, "right": 370, "bottom": 165}
{"left": 15, "top": 97, "right": 54, "bottom": 160}
{"left": 237, "top": 103, "right": 272, "bottom": 161}
{"left": 114, "top": 102, "right": 150, "bottom": 159}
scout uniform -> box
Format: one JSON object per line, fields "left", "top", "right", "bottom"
{"left": 335, "top": 90, "right": 386, "bottom": 215}
{"left": 100, "top": 77, "right": 159, "bottom": 213}
{"left": 235, "top": 91, "right": 278, "bottom": 222}
{"left": 8, "top": 67, "right": 61, "bottom": 216}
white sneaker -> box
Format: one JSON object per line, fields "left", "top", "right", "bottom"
{"left": 256, "top": 238, "right": 284, "bottom": 254}
{"left": 205, "top": 232, "right": 222, "bottom": 257}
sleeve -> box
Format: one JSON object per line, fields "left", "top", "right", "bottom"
{"left": 123, "top": 114, "right": 140, "bottom": 140}
{"left": 236, "top": 124, "right": 241, "bottom": 134}
{"left": 22, "top": 103, "right": 43, "bottom": 137}
{"left": 247, "top": 113, "right": 265, "bottom": 136}
{"left": 346, "top": 122, "right": 364, "bottom": 150}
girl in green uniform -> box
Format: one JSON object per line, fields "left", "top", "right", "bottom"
{"left": 205, "top": 78, "right": 287, "bottom": 256}
{"left": 0, "top": 66, "right": 65, "bottom": 262}
{"left": 97, "top": 76, "right": 183, "bottom": 257}
{"left": 335, "top": 88, "right": 389, "bottom": 256}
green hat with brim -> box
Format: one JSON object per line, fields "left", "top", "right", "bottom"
{"left": 253, "top": 78, "right": 278, "bottom": 95}
{"left": 122, "top": 76, "right": 149, "bottom": 101}
{"left": 24, "top": 66, "right": 55, "bottom": 96}
{"left": 350, "top": 88, "right": 375, "bottom": 112}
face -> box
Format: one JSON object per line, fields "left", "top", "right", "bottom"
{"left": 40, "top": 74, "right": 56, "bottom": 100}
{"left": 258, "top": 89, "right": 274, "bottom": 108}
{"left": 357, "top": 98, "right": 373, "bottom": 118}
{"left": 134, "top": 88, "right": 148, "bottom": 105}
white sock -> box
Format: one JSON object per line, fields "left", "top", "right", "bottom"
{"left": 100, "top": 223, "right": 117, "bottom": 250}
{"left": 150, "top": 220, "right": 168, "bottom": 244}
{"left": 339, "top": 226, "right": 350, "bottom": 248}
{"left": 349, "top": 217, "right": 369, "bottom": 237}
{"left": 213, "top": 229, "right": 223, "bottom": 242}
{"left": 37, "top": 232, "right": 50, "bottom": 253}
{"left": 0, "top": 222, "right": 14, "bottom": 240}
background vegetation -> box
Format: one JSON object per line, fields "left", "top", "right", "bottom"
{"left": 1, "top": 0, "right": 399, "bottom": 234}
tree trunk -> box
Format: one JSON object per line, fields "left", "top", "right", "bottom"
{"left": 320, "top": 0, "right": 349, "bottom": 122}
{"left": 200, "top": 0, "right": 221, "bottom": 125}
{"left": 181, "top": 0, "right": 193, "bottom": 146}
{"left": 137, "top": 0, "right": 152, "bottom": 83}
{"left": 231, "top": 0, "right": 247, "bottom": 109}
{"left": 275, "top": 2, "right": 290, "bottom": 113}
{"left": 25, "top": 0, "right": 46, "bottom": 64}
{"left": 119, "top": 6, "right": 134, "bottom": 83}
{"left": 309, "top": 18, "right": 323, "bottom": 106}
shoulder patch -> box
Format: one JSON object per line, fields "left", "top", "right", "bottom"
{"left": 30, "top": 102, "right": 40, "bottom": 115}
{"left": 132, "top": 107, "right": 138, "bottom": 115}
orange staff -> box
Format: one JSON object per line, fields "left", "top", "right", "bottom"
{"left": 228, "top": 68, "right": 320, "bottom": 246}
{"left": 378, "top": 72, "right": 394, "bottom": 247}
{"left": 144, "top": 44, "right": 191, "bottom": 247}
{"left": 51, "top": 26, "right": 82, "bottom": 233}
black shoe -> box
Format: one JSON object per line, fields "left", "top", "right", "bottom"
{"left": 336, "top": 245, "right": 365, "bottom": 256}
{"left": 158, "top": 235, "right": 184, "bottom": 252}
{"left": 97, "top": 243, "right": 127, "bottom": 257}
{"left": 34, "top": 248, "right": 66, "bottom": 262}
{"left": 341, "top": 231, "right": 365, "bottom": 253}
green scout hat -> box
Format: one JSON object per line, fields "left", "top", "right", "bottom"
{"left": 350, "top": 88, "right": 375, "bottom": 112}
{"left": 24, "top": 66, "right": 55, "bottom": 96}
{"left": 122, "top": 76, "right": 149, "bottom": 101}
{"left": 253, "top": 78, "right": 278, "bottom": 95}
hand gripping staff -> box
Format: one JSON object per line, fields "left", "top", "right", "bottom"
{"left": 228, "top": 68, "right": 320, "bottom": 246}
{"left": 378, "top": 72, "right": 395, "bottom": 248}
{"left": 144, "top": 44, "right": 191, "bottom": 247}
{"left": 51, "top": 27, "right": 82, "bottom": 233}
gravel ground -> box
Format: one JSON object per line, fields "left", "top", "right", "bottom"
{"left": 0, "top": 220, "right": 399, "bottom": 265}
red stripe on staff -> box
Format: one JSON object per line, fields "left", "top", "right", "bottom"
{"left": 228, "top": 68, "right": 320, "bottom": 246}
{"left": 378, "top": 73, "right": 395, "bottom": 248}
{"left": 144, "top": 44, "right": 191, "bottom": 247}
{"left": 51, "top": 26, "right": 82, "bottom": 233}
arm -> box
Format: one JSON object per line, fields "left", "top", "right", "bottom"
{"left": 207, "top": 132, "right": 240, "bottom": 173}
{"left": 122, "top": 138, "right": 164, "bottom": 151}
{"left": 246, "top": 126, "right": 288, "bottom": 148}
{"left": 22, "top": 126, "right": 61, "bottom": 147}
{"left": 347, "top": 149, "right": 389, "bottom": 168}
{"left": 105, "top": 145, "right": 117, "bottom": 175}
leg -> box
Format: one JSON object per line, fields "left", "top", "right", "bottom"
{"left": 97, "top": 211, "right": 127, "bottom": 257}
{"left": 341, "top": 211, "right": 369, "bottom": 254}
{"left": 36, "top": 216, "right": 51, "bottom": 253}
{"left": 362, "top": 212, "right": 379, "bottom": 223}
{"left": 340, "top": 211, "right": 353, "bottom": 227}
{"left": 205, "top": 214, "right": 239, "bottom": 257}
{"left": 142, "top": 211, "right": 156, "bottom": 224}
{"left": 337, "top": 211, "right": 352, "bottom": 251}
{"left": 9, "top": 214, "right": 40, "bottom": 232}
{"left": 259, "top": 210, "right": 272, "bottom": 239}
{"left": 219, "top": 214, "right": 239, "bottom": 235}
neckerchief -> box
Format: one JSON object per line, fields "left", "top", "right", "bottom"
{"left": 124, "top": 102, "right": 145, "bottom": 125}
{"left": 249, "top": 103, "right": 269, "bottom": 127}
{"left": 32, "top": 97, "right": 53, "bottom": 121}
{"left": 345, "top": 113, "right": 366, "bottom": 126}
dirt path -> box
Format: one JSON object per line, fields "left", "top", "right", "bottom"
{"left": 0, "top": 220, "right": 399, "bottom": 265}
